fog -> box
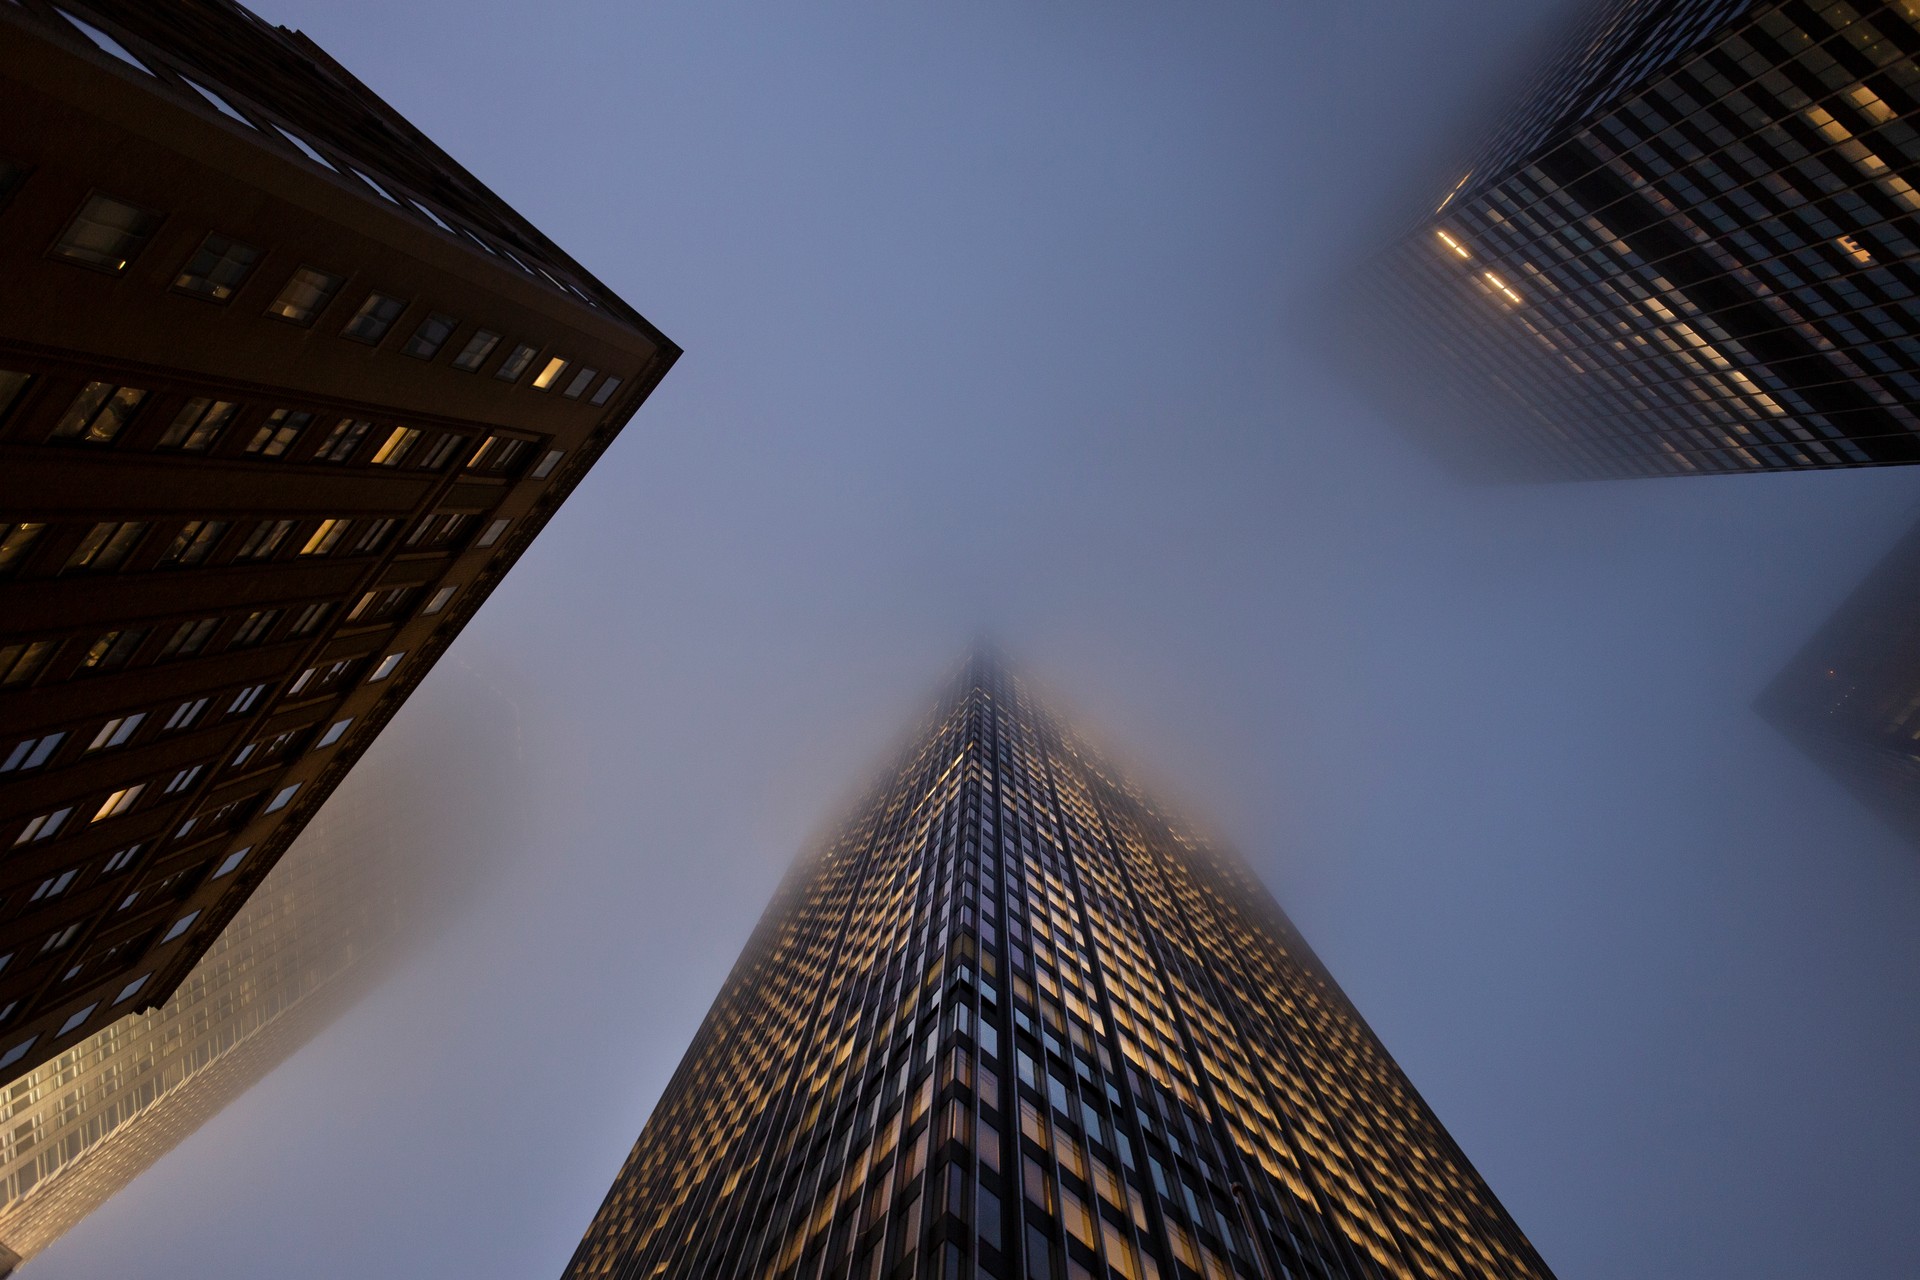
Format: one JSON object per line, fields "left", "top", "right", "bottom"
{"left": 31, "top": 0, "right": 1920, "bottom": 1276}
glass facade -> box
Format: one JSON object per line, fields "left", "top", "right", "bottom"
{"left": 564, "top": 653, "right": 1551, "bottom": 1280}
{"left": 1759, "top": 514, "right": 1920, "bottom": 850}
{"left": 0, "top": 762, "right": 420, "bottom": 1272}
{"left": 1361, "top": 0, "right": 1920, "bottom": 478}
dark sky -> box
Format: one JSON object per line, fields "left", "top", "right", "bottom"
{"left": 32, "top": 0, "right": 1920, "bottom": 1276}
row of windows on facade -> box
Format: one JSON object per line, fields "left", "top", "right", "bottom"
{"left": 34, "top": 6, "right": 610, "bottom": 309}
{"left": 0, "top": 160, "right": 629, "bottom": 408}
{"left": 0, "top": 551, "right": 448, "bottom": 690}
{"left": 0, "top": 368, "right": 567, "bottom": 485}
{"left": 0, "top": 501, "right": 509, "bottom": 581}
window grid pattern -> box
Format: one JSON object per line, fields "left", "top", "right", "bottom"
{"left": 563, "top": 656, "right": 1551, "bottom": 1280}
{"left": 1371, "top": 0, "right": 1920, "bottom": 478}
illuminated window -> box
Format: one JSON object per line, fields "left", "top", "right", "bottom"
{"left": 299, "top": 518, "right": 352, "bottom": 556}
{"left": 370, "top": 425, "right": 422, "bottom": 465}
{"left": 92, "top": 784, "right": 144, "bottom": 822}
{"left": 172, "top": 232, "right": 260, "bottom": 301}
{"left": 266, "top": 266, "right": 345, "bottom": 325}
{"left": 532, "top": 356, "right": 569, "bottom": 390}
{"left": 50, "top": 193, "right": 160, "bottom": 272}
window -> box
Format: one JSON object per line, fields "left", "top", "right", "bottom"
{"left": 406, "top": 511, "right": 472, "bottom": 550}
{"left": 263, "top": 784, "right": 299, "bottom": 814}
{"left": 63, "top": 521, "right": 147, "bottom": 572}
{"left": 228, "top": 609, "right": 280, "bottom": 648}
{"left": 266, "top": 266, "right": 344, "bottom": 325}
{"left": 92, "top": 784, "right": 144, "bottom": 821}
{"left": 369, "top": 425, "right": 422, "bottom": 466}
{"left": 79, "top": 628, "right": 147, "bottom": 673}
{"left": 163, "top": 698, "right": 207, "bottom": 730}
{"left": 351, "top": 518, "right": 396, "bottom": 553}
{"left": 59, "top": 9, "right": 149, "bottom": 71}
{"left": 158, "top": 520, "right": 227, "bottom": 567}
{"left": 530, "top": 449, "right": 564, "bottom": 479}
{"left": 14, "top": 808, "right": 72, "bottom": 844}
{"left": 102, "top": 845, "right": 141, "bottom": 874}
{"left": 0, "top": 522, "right": 44, "bottom": 575}
{"left": 244, "top": 408, "right": 311, "bottom": 457}
{"left": 183, "top": 77, "right": 251, "bottom": 126}
{"left": 313, "top": 416, "right": 374, "bottom": 462}
{"left": 113, "top": 974, "right": 150, "bottom": 1004}
{"left": 562, "top": 366, "right": 597, "bottom": 398}
{"left": 346, "top": 586, "right": 415, "bottom": 622}
{"left": 531, "top": 356, "right": 569, "bottom": 389}
{"left": 341, "top": 292, "right": 407, "bottom": 343}
{"left": 161, "top": 912, "right": 200, "bottom": 944}
{"left": 51, "top": 381, "right": 146, "bottom": 444}
{"left": 157, "top": 616, "right": 218, "bottom": 660}
{"left": 369, "top": 652, "right": 404, "bottom": 682}
{"left": 299, "top": 519, "right": 351, "bottom": 556}
{"left": 287, "top": 667, "right": 318, "bottom": 696}
{"left": 451, "top": 329, "right": 500, "bottom": 372}
{"left": 402, "top": 312, "right": 458, "bottom": 359}
{"left": 87, "top": 713, "right": 145, "bottom": 750}
{"left": 228, "top": 684, "right": 268, "bottom": 715}
{"left": 3, "top": 732, "right": 64, "bottom": 772}
{"left": 288, "top": 601, "right": 333, "bottom": 637}
{"left": 164, "top": 765, "right": 204, "bottom": 794}
{"left": 172, "top": 233, "right": 259, "bottom": 301}
{"left": 50, "top": 193, "right": 160, "bottom": 272}
{"left": 477, "top": 518, "right": 510, "bottom": 547}
{"left": 235, "top": 519, "right": 295, "bottom": 559}
{"left": 590, "top": 375, "right": 624, "bottom": 406}
{"left": 418, "top": 432, "right": 467, "bottom": 470}
{"left": 0, "top": 368, "right": 31, "bottom": 424}
{"left": 272, "top": 125, "right": 336, "bottom": 172}
{"left": 422, "top": 585, "right": 457, "bottom": 615}
{"left": 0, "top": 641, "right": 56, "bottom": 687}
{"left": 467, "top": 434, "right": 531, "bottom": 474}
{"left": 212, "top": 847, "right": 249, "bottom": 877}
{"left": 316, "top": 718, "right": 351, "bottom": 748}
{"left": 0, "top": 1039, "right": 40, "bottom": 1072}
{"left": 495, "top": 342, "right": 537, "bottom": 381}
{"left": 30, "top": 869, "right": 78, "bottom": 902}
{"left": 157, "top": 397, "right": 238, "bottom": 450}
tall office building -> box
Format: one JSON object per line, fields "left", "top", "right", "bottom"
{"left": 1759, "top": 514, "right": 1920, "bottom": 851}
{"left": 1351, "top": 0, "right": 1920, "bottom": 479}
{"left": 564, "top": 653, "right": 1552, "bottom": 1280}
{"left": 0, "top": 0, "right": 676, "bottom": 1084}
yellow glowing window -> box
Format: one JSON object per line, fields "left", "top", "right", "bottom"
{"left": 299, "top": 518, "right": 351, "bottom": 555}
{"left": 1836, "top": 234, "right": 1873, "bottom": 264}
{"left": 1434, "top": 229, "right": 1470, "bottom": 259}
{"left": 532, "top": 356, "right": 569, "bottom": 390}
{"left": 92, "top": 784, "right": 144, "bottom": 822}
{"left": 370, "top": 426, "right": 421, "bottom": 465}
{"left": 1482, "top": 272, "right": 1522, "bottom": 305}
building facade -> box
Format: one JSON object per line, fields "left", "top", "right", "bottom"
{"left": 563, "top": 653, "right": 1552, "bottom": 1280}
{"left": 0, "top": 711, "right": 460, "bottom": 1275}
{"left": 1759, "top": 514, "right": 1920, "bottom": 851}
{"left": 1353, "top": 0, "right": 1920, "bottom": 479}
{"left": 0, "top": 0, "right": 676, "bottom": 1084}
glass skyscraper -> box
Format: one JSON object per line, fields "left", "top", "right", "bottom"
{"left": 563, "top": 652, "right": 1552, "bottom": 1280}
{"left": 1352, "top": 0, "right": 1920, "bottom": 479}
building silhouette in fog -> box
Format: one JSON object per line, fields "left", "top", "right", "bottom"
{"left": 1354, "top": 0, "right": 1920, "bottom": 479}
{"left": 0, "top": 0, "right": 676, "bottom": 1085}
{"left": 0, "top": 746, "right": 450, "bottom": 1275}
{"left": 1761, "top": 515, "right": 1920, "bottom": 852}
{"left": 563, "top": 651, "right": 1554, "bottom": 1280}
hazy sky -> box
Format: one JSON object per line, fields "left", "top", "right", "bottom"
{"left": 31, "top": 1, "right": 1920, "bottom": 1276}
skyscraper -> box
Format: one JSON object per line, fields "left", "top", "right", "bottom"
{"left": 1349, "top": 0, "right": 1920, "bottom": 479}
{"left": 0, "top": 0, "right": 676, "bottom": 1084}
{"left": 1759, "top": 514, "right": 1920, "bottom": 852}
{"left": 0, "top": 664, "right": 510, "bottom": 1274}
{"left": 564, "top": 653, "right": 1552, "bottom": 1280}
